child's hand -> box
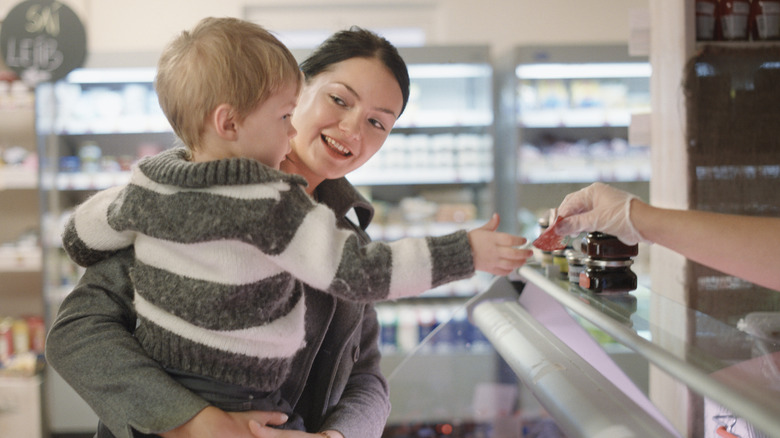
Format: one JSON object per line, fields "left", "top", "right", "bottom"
{"left": 467, "top": 213, "right": 532, "bottom": 276}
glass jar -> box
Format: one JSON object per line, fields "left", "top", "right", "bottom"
{"left": 718, "top": 0, "right": 751, "bottom": 40}
{"left": 566, "top": 251, "right": 586, "bottom": 284}
{"left": 552, "top": 249, "right": 569, "bottom": 278}
{"left": 579, "top": 258, "right": 637, "bottom": 293}
{"left": 750, "top": 0, "right": 780, "bottom": 40}
{"left": 696, "top": 0, "right": 719, "bottom": 41}
{"left": 580, "top": 232, "right": 638, "bottom": 259}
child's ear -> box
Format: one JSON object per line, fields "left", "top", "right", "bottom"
{"left": 212, "top": 104, "right": 239, "bottom": 140}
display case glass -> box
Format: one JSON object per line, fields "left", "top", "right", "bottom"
{"left": 383, "top": 260, "right": 780, "bottom": 437}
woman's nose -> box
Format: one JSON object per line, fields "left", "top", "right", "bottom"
{"left": 339, "top": 111, "right": 361, "bottom": 140}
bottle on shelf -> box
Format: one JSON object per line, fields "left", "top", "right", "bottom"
{"left": 696, "top": 0, "right": 719, "bottom": 41}
{"left": 717, "top": 0, "right": 752, "bottom": 41}
{"left": 749, "top": 0, "right": 780, "bottom": 40}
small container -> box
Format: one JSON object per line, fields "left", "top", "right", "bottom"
{"left": 580, "top": 232, "right": 638, "bottom": 259}
{"left": 718, "top": 0, "right": 751, "bottom": 41}
{"left": 566, "top": 252, "right": 587, "bottom": 283}
{"left": 750, "top": 0, "right": 780, "bottom": 40}
{"left": 552, "top": 249, "right": 569, "bottom": 278}
{"left": 696, "top": 0, "right": 719, "bottom": 41}
{"left": 579, "top": 258, "right": 638, "bottom": 293}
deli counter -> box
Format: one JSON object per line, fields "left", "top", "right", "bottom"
{"left": 383, "top": 261, "right": 780, "bottom": 438}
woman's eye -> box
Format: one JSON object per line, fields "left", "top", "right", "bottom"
{"left": 369, "top": 118, "right": 386, "bottom": 131}
{"left": 330, "top": 95, "right": 347, "bottom": 107}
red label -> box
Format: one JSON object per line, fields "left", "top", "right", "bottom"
{"left": 579, "top": 272, "right": 590, "bottom": 289}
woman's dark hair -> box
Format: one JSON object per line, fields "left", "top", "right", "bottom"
{"left": 300, "top": 26, "right": 410, "bottom": 116}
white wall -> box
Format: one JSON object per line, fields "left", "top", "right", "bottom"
{"left": 1, "top": 0, "right": 648, "bottom": 62}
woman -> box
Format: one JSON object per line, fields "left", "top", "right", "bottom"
{"left": 45, "top": 27, "right": 530, "bottom": 438}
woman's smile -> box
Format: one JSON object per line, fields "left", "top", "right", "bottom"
{"left": 323, "top": 134, "right": 353, "bottom": 157}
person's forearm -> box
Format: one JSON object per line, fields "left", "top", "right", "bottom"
{"left": 630, "top": 200, "right": 780, "bottom": 291}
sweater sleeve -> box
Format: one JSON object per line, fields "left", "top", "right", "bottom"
{"left": 272, "top": 200, "right": 475, "bottom": 302}
{"left": 62, "top": 185, "right": 135, "bottom": 267}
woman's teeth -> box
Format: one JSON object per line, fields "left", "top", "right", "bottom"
{"left": 324, "top": 136, "right": 352, "bottom": 156}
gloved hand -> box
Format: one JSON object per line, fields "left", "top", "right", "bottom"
{"left": 552, "top": 182, "right": 650, "bottom": 245}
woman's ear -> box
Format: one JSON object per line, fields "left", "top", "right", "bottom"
{"left": 211, "top": 103, "right": 239, "bottom": 140}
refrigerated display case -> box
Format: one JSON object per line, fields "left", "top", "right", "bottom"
{"left": 493, "top": 45, "right": 651, "bottom": 235}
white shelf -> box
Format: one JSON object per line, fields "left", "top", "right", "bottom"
{"left": 0, "top": 169, "right": 37, "bottom": 190}
{"left": 0, "top": 247, "right": 42, "bottom": 272}
{"left": 347, "top": 166, "right": 493, "bottom": 186}
{"left": 40, "top": 171, "right": 131, "bottom": 191}
{"left": 519, "top": 108, "right": 634, "bottom": 128}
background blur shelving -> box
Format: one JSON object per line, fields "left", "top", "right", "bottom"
{"left": 0, "top": 78, "right": 45, "bottom": 438}
{"left": 493, "top": 44, "right": 652, "bottom": 236}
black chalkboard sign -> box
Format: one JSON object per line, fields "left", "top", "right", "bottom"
{"left": 0, "top": 0, "right": 87, "bottom": 86}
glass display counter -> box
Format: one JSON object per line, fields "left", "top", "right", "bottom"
{"left": 383, "top": 264, "right": 780, "bottom": 438}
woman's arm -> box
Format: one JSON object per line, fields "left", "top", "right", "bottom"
{"left": 631, "top": 200, "right": 780, "bottom": 291}
{"left": 555, "top": 182, "right": 780, "bottom": 291}
{"left": 45, "top": 248, "right": 282, "bottom": 438}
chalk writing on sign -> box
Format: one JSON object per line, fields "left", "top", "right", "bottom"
{"left": 1, "top": 0, "right": 86, "bottom": 86}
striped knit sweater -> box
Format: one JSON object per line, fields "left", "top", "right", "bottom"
{"left": 62, "top": 148, "right": 475, "bottom": 391}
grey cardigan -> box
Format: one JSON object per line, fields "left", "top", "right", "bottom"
{"left": 46, "top": 177, "right": 396, "bottom": 438}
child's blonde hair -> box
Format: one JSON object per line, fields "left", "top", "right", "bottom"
{"left": 155, "top": 17, "right": 301, "bottom": 151}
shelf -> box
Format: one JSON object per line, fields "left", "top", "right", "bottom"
{"left": 0, "top": 169, "right": 37, "bottom": 190}
{"left": 501, "top": 265, "right": 780, "bottom": 438}
{"left": 47, "top": 125, "right": 173, "bottom": 136}
{"left": 519, "top": 108, "right": 634, "bottom": 128}
{"left": 347, "top": 167, "right": 492, "bottom": 186}
{"left": 40, "top": 171, "right": 131, "bottom": 191}
{"left": 0, "top": 247, "right": 41, "bottom": 273}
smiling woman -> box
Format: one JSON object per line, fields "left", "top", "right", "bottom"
{"left": 284, "top": 57, "right": 404, "bottom": 188}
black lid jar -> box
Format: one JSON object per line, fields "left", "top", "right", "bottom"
{"left": 579, "top": 258, "right": 637, "bottom": 293}
{"left": 580, "top": 232, "right": 639, "bottom": 259}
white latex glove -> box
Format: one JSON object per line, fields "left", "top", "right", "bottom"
{"left": 553, "top": 182, "right": 650, "bottom": 245}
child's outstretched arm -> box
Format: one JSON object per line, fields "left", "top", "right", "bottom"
{"left": 467, "top": 213, "right": 532, "bottom": 276}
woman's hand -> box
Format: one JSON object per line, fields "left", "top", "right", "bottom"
{"left": 249, "top": 422, "right": 345, "bottom": 438}
{"left": 160, "top": 406, "right": 289, "bottom": 438}
{"left": 555, "top": 182, "right": 648, "bottom": 245}
{"left": 468, "top": 213, "right": 532, "bottom": 275}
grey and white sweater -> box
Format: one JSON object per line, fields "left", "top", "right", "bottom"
{"left": 62, "top": 148, "right": 474, "bottom": 391}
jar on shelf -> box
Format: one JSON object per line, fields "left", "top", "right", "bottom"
{"left": 552, "top": 249, "right": 570, "bottom": 279}
{"left": 580, "top": 232, "right": 638, "bottom": 259}
{"left": 750, "top": 0, "right": 780, "bottom": 40}
{"left": 566, "top": 251, "right": 587, "bottom": 284}
{"left": 696, "top": 0, "right": 719, "bottom": 41}
{"left": 579, "top": 258, "right": 638, "bottom": 293}
{"left": 718, "top": 0, "right": 751, "bottom": 41}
